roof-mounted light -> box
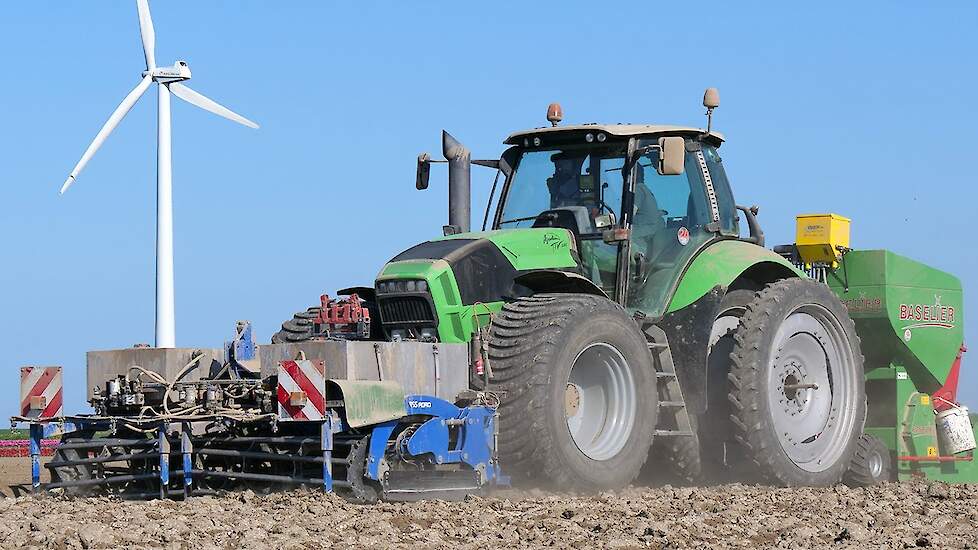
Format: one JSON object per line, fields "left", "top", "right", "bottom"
{"left": 546, "top": 103, "right": 563, "bottom": 127}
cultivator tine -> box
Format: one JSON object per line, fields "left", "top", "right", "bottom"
{"left": 29, "top": 424, "right": 42, "bottom": 492}
{"left": 158, "top": 424, "right": 170, "bottom": 499}
{"left": 180, "top": 427, "right": 193, "bottom": 498}
{"left": 321, "top": 418, "right": 333, "bottom": 493}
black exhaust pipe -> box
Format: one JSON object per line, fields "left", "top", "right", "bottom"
{"left": 442, "top": 130, "right": 471, "bottom": 234}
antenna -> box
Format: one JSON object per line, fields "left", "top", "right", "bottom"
{"left": 703, "top": 88, "right": 719, "bottom": 133}
{"left": 58, "top": 0, "right": 258, "bottom": 347}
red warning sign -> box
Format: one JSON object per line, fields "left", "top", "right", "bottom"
{"left": 677, "top": 227, "right": 690, "bottom": 245}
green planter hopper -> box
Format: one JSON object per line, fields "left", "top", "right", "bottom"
{"left": 827, "top": 249, "right": 975, "bottom": 481}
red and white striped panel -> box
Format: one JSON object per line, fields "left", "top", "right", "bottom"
{"left": 277, "top": 360, "right": 326, "bottom": 421}
{"left": 20, "top": 366, "right": 63, "bottom": 419}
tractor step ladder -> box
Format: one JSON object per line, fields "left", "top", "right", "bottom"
{"left": 645, "top": 326, "right": 695, "bottom": 438}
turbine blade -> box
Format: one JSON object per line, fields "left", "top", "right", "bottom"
{"left": 136, "top": 0, "right": 156, "bottom": 70}
{"left": 168, "top": 82, "right": 259, "bottom": 129}
{"left": 60, "top": 75, "right": 154, "bottom": 195}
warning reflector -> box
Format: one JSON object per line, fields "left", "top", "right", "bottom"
{"left": 277, "top": 360, "right": 326, "bottom": 421}
{"left": 20, "top": 366, "right": 63, "bottom": 419}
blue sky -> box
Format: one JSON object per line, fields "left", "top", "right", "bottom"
{"left": 1, "top": 1, "right": 976, "bottom": 414}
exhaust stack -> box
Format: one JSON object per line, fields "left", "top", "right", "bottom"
{"left": 442, "top": 130, "right": 471, "bottom": 234}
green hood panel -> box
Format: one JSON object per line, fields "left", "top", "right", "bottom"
{"left": 435, "top": 228, "right": 578, "bottom": 271}
{"left": 668, "top": 240, "right": 804, "bottom": 313}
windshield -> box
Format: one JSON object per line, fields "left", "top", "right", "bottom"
{"left": 497, "top": 145, "right": 627, "bottom": 230}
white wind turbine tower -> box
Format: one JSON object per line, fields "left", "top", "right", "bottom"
{"left": 59, "top": 0, "right": 258, "bottom": 348}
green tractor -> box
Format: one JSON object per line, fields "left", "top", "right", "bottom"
{"left": 274, "top": 89, "right": 966, "bottom": 490}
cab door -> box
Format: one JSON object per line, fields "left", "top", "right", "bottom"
{"left": 624, "top": 139, "right": 738, "bottom": 319}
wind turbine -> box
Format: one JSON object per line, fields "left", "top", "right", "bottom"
{"left": 59, "top": 0, "right": 258, "bottom": 348}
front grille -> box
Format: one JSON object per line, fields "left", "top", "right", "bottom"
{"left": 378, "top": 295, "right": 436, "bottom": 326}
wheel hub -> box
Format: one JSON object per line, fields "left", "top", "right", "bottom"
{"left": 868, "top": 450, "right": 883, "bottom": 478}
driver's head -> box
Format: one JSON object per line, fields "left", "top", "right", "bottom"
{"left": 548, "top": 154, "right": 586, "bottom": 207}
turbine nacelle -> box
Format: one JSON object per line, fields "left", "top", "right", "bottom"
{"left": 145, "top": 61, "right": 191, "bottom": 83}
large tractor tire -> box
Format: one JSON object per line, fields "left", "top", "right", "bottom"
{"left": 488, "top": 294, "right": 657, "bottom": 491}
{"left": 727, "top": 278, "right": 866, "bottom": 486}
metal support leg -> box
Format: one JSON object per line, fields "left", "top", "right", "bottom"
{"left": 158, "top": 424, "right": 170, "bottom": 499}
{"left": 180, "top": 425, "right": 192, "bottom": 498}
{"left": 321, "top": 417, "right": 333, "bottom": 493}
{"left": 29, "top": 424, "right": 42, "bottom": 492}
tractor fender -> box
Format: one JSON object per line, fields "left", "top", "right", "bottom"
{"left": 325, "top": 379, "right": 406, "bottom": 428}
{"left": 660, "top": 240, "right": 803, "bottom": 414}
{"left": 514, "top": 270, "right": 609, "bottom": 298}
{"left": 667, "top": 239, "right": 803, "bottom": 313}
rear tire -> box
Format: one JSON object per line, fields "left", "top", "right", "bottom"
{"left": 645, "top": 413, "right": 701, "bottom": 484}
{"left": 845, "top": 434, "right": 892, "bottom": 486}
{"left": 727, "top": 278, "right": 866, "bottom": 486}
{"left": 488, "top": 293, "right": 657, "bottom": 491}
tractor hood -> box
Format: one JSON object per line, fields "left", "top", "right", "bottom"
{"left": 374, "top": 228, "right": 581, "bottom": 343}
{"left": 380, "top": 227, "right": 580, "bottom": 300}
{"left": 434, "top": 227, "right": 580, "bottom": 271}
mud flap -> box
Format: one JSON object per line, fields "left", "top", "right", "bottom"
{"left": 327, "top": 380, "right": 407, "bottom": 428}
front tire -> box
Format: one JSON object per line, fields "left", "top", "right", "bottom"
{"left": 488, "top": 294, "right": 657, "bottom": 491}
{"left": 728, "top": 278, "right": 866, "bottom": 486}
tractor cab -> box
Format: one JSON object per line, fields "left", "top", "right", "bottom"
{"left": 493, "top": 122, "right": 739, "bottom": 318}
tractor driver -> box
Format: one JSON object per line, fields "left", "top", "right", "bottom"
{"left": 546, "top": 154, "right": 589, "bottom": 210}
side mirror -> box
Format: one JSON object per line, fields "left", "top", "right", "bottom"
{"left": 416, "top": 152, "right": 431, "bottom": 190}
{"left": 657, "top": 137, "right": 685, "bottom": 176}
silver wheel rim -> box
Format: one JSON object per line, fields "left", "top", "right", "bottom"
{"left": 767, "top": 304, "right": 859, "bottom": 473}
{"left": 868, "top": 450, "right": 883, "bottom": 478}
{"left": 565, "top": 343, "right": 637, "bottom": 461}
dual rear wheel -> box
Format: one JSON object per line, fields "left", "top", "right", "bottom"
{"left": 726, "top": 278, "right": 866, "bottom": 486}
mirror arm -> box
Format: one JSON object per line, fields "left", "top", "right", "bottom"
{"left": 736, "top": 204, "right": 765, "bottom": 247}
{"left": 630, "top": 144, "right": 660, "bottom": 162}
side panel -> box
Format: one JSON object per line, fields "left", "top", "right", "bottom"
{"left": 87, "top": 348, "right": 225, "bottom": 401}
{"left": 260, "top": 341, "right": 469, "bottom": 401}
{"left": 667, "top": 239, "right": 804, "bottom": 313}
{"left": 376, "top": 258, "right": 503, "bottom": 343}
{"left": 826, "top": 249, "right": 964, "bottom": 390}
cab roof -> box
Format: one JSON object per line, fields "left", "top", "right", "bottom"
{"left": 505, "top": 124, "right": 725, "bottom": 146}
